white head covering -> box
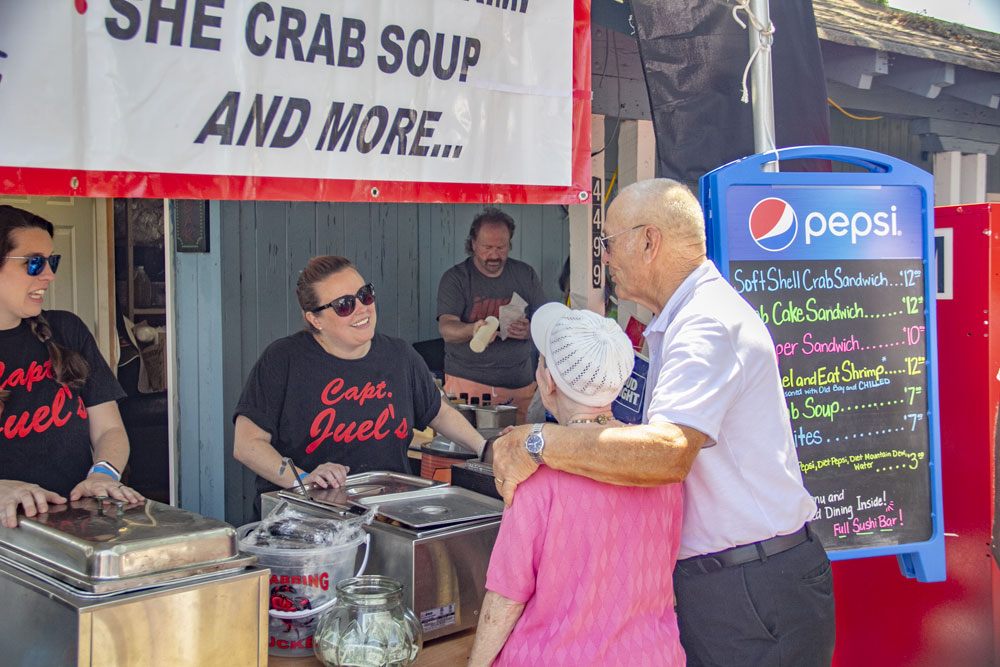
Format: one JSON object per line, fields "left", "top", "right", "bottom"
{"left": 530, "top": 303, "right": 635, "bottom": 407}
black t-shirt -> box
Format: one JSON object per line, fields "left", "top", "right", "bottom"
{"left": 436, "top": 257, "right": 547, "bottom": 388}
{"left": 234, "top": 332, "right": 441, "bottom": 497}
{"left": 0, "top": 311, "right": 126, "bottom": 496}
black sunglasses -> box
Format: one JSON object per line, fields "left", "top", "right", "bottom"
{"left": 6, "top": 255, "right": 62, "bottom": 276}
{"left": 311, "top": 283, "right": 376, "bottom": 317}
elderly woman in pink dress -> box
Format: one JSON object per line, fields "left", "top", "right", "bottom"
{"left": 468, "top": 303, "right": 685, "bottom": 667}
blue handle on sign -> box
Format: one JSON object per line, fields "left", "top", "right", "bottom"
{"left": 724, "top": 145, "right": 899, "bottom": 176}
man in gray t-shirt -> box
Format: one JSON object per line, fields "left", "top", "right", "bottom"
{"left": 436, "top": 208, "right": 547, "bottom": 423}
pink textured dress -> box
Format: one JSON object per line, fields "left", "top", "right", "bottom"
{"left": 486, "top": 465, "right": 685, "bottom": 666}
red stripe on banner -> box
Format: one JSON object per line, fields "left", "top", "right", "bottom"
{"left": 0, "top": 1, "right": 592, "bottom": 205}
{"left": 0, "top": 167, "right": 587, "bottom": 204}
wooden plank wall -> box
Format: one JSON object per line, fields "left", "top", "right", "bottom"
{"left": 829, "top": 113, "right": 932, "bottom": 174}
{"left": 175, "top": 202, "right": 227, "bottom": 519}
{"left": 207, "top": 201, "right": 568, "bottom": 525}
{"left": 827, "top": 113, "right": 1000, "bottom": 195}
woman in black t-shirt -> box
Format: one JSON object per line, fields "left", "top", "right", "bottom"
{"left": 234, "top": 256, "right": 485, "bottom": 499}
{"left": 0, "top": 206, "right": 143, "bottom": 528}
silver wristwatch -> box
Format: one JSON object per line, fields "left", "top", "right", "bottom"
{"left": 525, "top": 423, "right": 546, "bottom": 464}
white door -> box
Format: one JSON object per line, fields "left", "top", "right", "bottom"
{"left": 0, "top": 196, "right": 114, "bottom": 363}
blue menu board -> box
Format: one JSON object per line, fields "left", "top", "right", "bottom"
{"left": 701, "top": 146, "right": 944, "bottom": 582}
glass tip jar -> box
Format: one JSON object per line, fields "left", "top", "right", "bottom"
{"left": 314, "top": 575, "right": 423, "bottom": 667}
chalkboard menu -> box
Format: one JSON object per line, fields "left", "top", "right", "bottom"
{"left": 701, "top": 147, "right": 944, "bottom": 580}
{"left": 730, "top": 258, "right": 931, "bottom": 549}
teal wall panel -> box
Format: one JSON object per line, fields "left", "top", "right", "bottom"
{"left": 174, "top": 201, "right": 226, "bottom": 520}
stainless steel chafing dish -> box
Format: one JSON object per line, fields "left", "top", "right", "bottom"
{"left": 0, "top": 498, "right": 268, "bottom": 666}
{"left": 277, "top": 470, "right": 442, "bottom": 513}
{"left": 262, "top": 471, "right": 502, "bottom": 640}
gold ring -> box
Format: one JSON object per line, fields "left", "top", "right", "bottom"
{"left": 496, "top": 478, "right": 505, "bottom": 486}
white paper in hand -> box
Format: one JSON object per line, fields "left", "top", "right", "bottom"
{"left": 498, "top": 292, "right": 529, "bottom": 339}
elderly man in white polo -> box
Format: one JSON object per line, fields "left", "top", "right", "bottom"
{"left": 490, "top": 179, "right": 835, "bottom": 667}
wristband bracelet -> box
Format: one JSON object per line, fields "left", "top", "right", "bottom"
{"left": 89, "top": 461, "right": 121, "bottom": 482}
{"left": 297, "top": 471, "right": 308, "bottom": 482}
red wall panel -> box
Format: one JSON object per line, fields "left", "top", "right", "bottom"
{"left": 832, "top": 204, "right": 999, "bottom": 667}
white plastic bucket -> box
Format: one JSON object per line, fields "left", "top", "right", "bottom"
{"left": 238, "top": 522, "right": 370, "bottom": 657}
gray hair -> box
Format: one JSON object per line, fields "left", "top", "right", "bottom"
{"left": 617, "top": 179, "right": 706, "bottom": 249}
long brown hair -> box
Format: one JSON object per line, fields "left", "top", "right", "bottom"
{"left": 0, "top": 206, "right": 90, "bottom": 415}
{"left": 295, "top": 255, "right": 356, "bottom": 333}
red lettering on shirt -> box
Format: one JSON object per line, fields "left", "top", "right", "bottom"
{"left": 373, "top": 404, "right": 393, "bottom": 440}
{"left": 2, "top": 387, "right": 85, "bottom": 440}
{"left": 306, "top": 405, "right": 402, "bottom": 454}
{"left": 305, "top": 380, "right": 410, "bottom": 454}
{"left": 320, "top": 378, "right": 389, "bottom": 407}
{"left": 0, "top": 360, "right": 54, "bottom": 393}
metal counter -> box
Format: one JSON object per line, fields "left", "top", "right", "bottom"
{"left": 0, "top": 553, "right": 268, "bottom": 666}
{"left": 262, "top": 473, "right": 501, "bottom": 641}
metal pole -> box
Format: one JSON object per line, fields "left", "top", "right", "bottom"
{"left": 748, "top": 0, "right": 777, "bottom": 171}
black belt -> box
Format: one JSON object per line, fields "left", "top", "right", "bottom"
{"left": 676, "top": 525, "right": 812, "bottom": 575}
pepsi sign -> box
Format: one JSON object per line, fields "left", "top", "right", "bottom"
{"left": 749, "top": 197, "right": 798, "bottom": 251}
{"left": 727, "top": 184, "right": 923, "bottom": 261}
{"left": 804, "top": 205, "right": 900, "bottom": 245}
{"left": 700, "top": 146, "right": 944, "bottom": 582}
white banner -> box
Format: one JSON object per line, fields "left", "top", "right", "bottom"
{"left": 0, "top": 0, "right": 577, "bottom": 194}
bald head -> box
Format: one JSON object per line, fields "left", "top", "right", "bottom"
{"left": 609, "top": 179, "right": 707, "bottom": 258}
{"left": 602, "top": 179, "right": 708, "bottom": 310}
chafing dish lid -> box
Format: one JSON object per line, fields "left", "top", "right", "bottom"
{"left": 279, "top": 471, "right": 440, "bottom": 509}
{"left": 359, "top": 486, "right": 503, "bottom": 528}
{"left": 0, "top": 498, "right": 239, "bottom": 581}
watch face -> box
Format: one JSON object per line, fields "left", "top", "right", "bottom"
{"left": 526, "top": 433, "right": 544, "bottom": 454}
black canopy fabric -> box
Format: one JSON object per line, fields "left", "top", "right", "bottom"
{"left": 628, "top": 0, "right": 831, "bottom": 185}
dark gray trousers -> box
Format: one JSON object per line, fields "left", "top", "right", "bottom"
{"left": 673, "top": 528, "right": 836, "bottom": 667}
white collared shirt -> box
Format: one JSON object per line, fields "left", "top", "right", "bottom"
{"left": 644, "top": 260, "right": 816, "bottom": 558}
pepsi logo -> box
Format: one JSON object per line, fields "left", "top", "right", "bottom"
{"left": 749, "top": 198, "right": 797, "bottom": 252}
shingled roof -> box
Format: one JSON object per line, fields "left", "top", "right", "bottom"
{"left": 813, "top": 0, "right": 1000, "bottom": 74}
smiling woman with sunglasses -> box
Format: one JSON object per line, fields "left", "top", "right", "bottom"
{"left": 233, "top": 255, "right": 486, "bottom": 514}
{"left": 0, "top": 205, "right": 143, "bottom": 529}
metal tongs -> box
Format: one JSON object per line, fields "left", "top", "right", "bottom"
{"left": 278, "top": 457, "right": 310, "bottom": 496}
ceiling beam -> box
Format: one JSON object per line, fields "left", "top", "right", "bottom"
{"left": 910, "top": 118, "right": 1000, "bottom": 145}
{"left": 820, "top": 42, "right": 888, "bottom": 90}
{"left": 881, "top": 54, "right": 954, "bottom": 99}
{"left": 912, "top": 118, "right": 1000, "bottom": 156}
{"left": 917, "top": 135, "right": 998, "bottom": 155}
{"left": 943, "top": 67, "right": 1000, "bottom": 110}
{"left": 826, "top": 81, "right": 1000, "bottom": 127}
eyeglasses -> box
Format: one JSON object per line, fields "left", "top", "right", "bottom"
{"left": 311, "top": 283, "right": 376, "bottom": 317}
{"left": 597, "top": 225, "right": 645, "bottom": 255}
{"left": 5, "top": 255, "right": 62, "bottom": 276}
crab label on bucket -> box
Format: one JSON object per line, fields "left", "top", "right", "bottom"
{"left": 269, "top": 630, "right": 315, "bottom": 652}
{"left": 268, "top": 593, "right": 320, "bottom": 658}
{"left": 238, "top": 516, "right": 372, "bottom": 658}
{"left": 269, "top": 571, "right": 331, "bottom": 591}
